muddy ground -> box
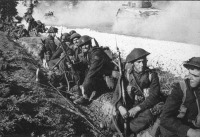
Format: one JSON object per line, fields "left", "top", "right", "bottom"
{"left": 0, "top": 31, "right": 181, "bottom": 137}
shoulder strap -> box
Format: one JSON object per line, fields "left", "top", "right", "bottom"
{"left": 149, "top": 72, "right": 152, "bottom": 82}
{"left": 179, "top": 80, "right": 187, "bottom": 105}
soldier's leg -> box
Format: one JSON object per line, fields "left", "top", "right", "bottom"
{"left": 159, "top": 126, "right": 178, "bottom": 137}
{"left": 130, "top": 109, "right": 154, "bottom": 134}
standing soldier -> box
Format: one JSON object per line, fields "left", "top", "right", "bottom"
{"left": 73, "top": 35, "right": 114, "bottom": 104}
{"left": 160, "top": 57, "right": 200, "bottom": 137}
{"left": 39, "top": 26, "right": 58, "bottom": 67}
{"left": 111, "top": 48, "right": 162, "bottom": 137}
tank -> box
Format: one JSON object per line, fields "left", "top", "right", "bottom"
{"left": 115, "top": 1, "right": 160, "bottom": 22}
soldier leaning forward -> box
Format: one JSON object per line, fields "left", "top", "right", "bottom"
{"left": 111, "top": 48, "right": 163, "bottom": 137}
{"left": 39, "top": 26, "right": 58, "bottom": 62}
{"left": 160, "top": 57, "right": 200, "bottom": 137}
{"left": 73, "top": 35, "right": 115, "bottom": 105}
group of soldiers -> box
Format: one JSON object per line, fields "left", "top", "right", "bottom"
{"left": 37, "top": 26, "right": 200, "bottom": 137}
{"left": 38, "top": 26, "right": 115, "bottom": 104}
{"left": 0, "top": 9, "right": 46, "bottom": 39}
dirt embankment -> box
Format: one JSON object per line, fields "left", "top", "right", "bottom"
{"left": 0, "top": 31, "right": 115, "bottom": 137}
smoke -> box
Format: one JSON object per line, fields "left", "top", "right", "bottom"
{"left": 32, "top": 1, "right": 122, "bottom": 28}
{"left": 16, "top": 1, "right": 29, "bottom": 17}
{"left": 16, "top": 1, "right": 200, "bottom": 45}
{"left": 113, "top": 1, "right": 200, "bottom": 45}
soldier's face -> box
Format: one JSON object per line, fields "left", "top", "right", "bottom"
{"left": 133, "top": 58, "right": 147, "bottom": 73}
{"left": 73, "top": 38, "right": 79, "bottom": 44}
{"left": 82, "top": 44, "right": 89, "bottom": 53}
{"left": 188, "top": 68, "right": 200, "bottom": 88}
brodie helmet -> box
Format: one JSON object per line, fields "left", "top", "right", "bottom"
{"left": 62, "top": 33, "right": 70, "bottom": 41}
{"left": 69, "top": 30, "right": 76, "bottom": 35}
{"left": 183, "top": 57, "right": 200, "bottom": 69}
{"left": 77, "top": 35, "right": 92, "bottom": 47}
{"left": 47, "top": 26, "right": 58, "bottom": 33}
{"left": 126, "top": 48, "right": 150, "bottom": 63}
{"left": 70, "top": 33, "right": 81, "bottom": 41}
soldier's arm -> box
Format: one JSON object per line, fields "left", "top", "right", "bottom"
{"left": 138, "top": 72, "right": 161, "bottom": 111}
{"left": 160, "top": 83, "right": 190, "bottom": 137}
{"left": 39, "top": 44, "right": 46, "bottom": 60}
{"left": 82, "top": 54, "right": 104, "bottom": 87}
{"left": 50, "top": 48, "right": 62, "bottom": 60}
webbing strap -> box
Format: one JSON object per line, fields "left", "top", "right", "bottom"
{"left": 179, "top": 81, "right": 187, "bottom": 105}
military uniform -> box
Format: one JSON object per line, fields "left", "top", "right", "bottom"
{"left": 111, "top": 48, "right": 162, "bottom": 136}
{"left": 160, "top": 57, "right": 200, "bottom": 137}
{"left": 81, "top": 47, "right": 114, "bottom": 97}
{"left": 160, "top": 79, "right": 200, "bottom": 137}
{"left": 112, "top": 67, "right": 161, "bottom": 134}
{"left": 39, "top": 35, "right": 57, "bottom": 60}
{"left": 73, "top": 35, "right": 115, "bottom": 104}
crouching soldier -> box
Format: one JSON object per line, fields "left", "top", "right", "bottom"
{"left": 111, "top": 48, "right": 162, "bottom": 137}
{"left": 73, "top": 35, "right": 115, "bottom": 104}
{"left": 160, "top": 57, "right": 200, "bottom": 137}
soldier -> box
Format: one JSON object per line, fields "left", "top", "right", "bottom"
{"left": 111, "top": 48, "right": 162, "bottom": 137}
{"left": 160, "top": 57, "right": 200, "bottom": 137}
{"left": 69, "top": 33, "right": 81, "bottom": 49}
{"left": 39, "top": 26, "right": 58, "bottom": 65}
{"left": 69, "top": 30, "right": 76, "bottom": 36}
{"left": 48, "top": 33, "right": 71, "bottom": 67}
{"left": 34, "top": 20, "right": 46, "bottom": 34}
{"left": 73, "top": 35, "right": 114, "bottom": 104}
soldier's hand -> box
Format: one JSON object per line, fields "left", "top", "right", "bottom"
{"left": 60, "top": 53, "right": 65, "bottom": 59}
{"left": 118, "top": 106, "right": 128, "bottom": 119}
{"left": 127, "top": 85, "right": 133, "bottom": 92}
{"left": 112, "top": 71, "right": 120, "bottom": 78}
{"left": 187, "top": 129, "right": 200, "bottom": 137}
{"left": 128, "top": 106, "right": 141, "bottom": 118}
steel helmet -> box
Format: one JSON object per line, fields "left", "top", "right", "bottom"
{"left": 37, "top": 20, "right": 42, "bottom": 24}
{"left": 69, "top": 30, "right": 76, "bottom": 35}
{"left": 126, "top": 48, "right": 150, "bottom": 63}
{"left": 62, "top": 33, "right": 70, "bottom": 41}
{"left": 77, "top": 35, "right": 92, "bottom": 47}
{"left": 70, "top": 33, "right": 81, "bottom": 41}
{"left": 183, "top": 57, "right": 200, "bottom": 69}
{"left": 47, "top": 26, "right": 58, "bottom": 33}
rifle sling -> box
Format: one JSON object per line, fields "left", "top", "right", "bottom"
{"left": 130, "top": 73, "right": 144, "bottom": 96}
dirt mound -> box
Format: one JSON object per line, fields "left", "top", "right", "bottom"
{"left": 1, "top": 32, "right": 113, "bottom": 137}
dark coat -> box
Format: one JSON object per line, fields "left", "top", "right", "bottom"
{"left": 160, "top": 79, "right": 200, "bottom": 137}
{"left": 50, "top": 42, "right": 70, "bottom": 60}
{"left": 113, "top": 68, "right": 161, "bottom": 111}
{"left": 39, "top": 35, "right": 57, "bottom": 60}
{"left": 82, "top": 47, "right": 114, "bottom": 96}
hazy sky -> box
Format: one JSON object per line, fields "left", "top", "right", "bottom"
{"left": 17, "top": 1, "right": 200, "bottom": 45}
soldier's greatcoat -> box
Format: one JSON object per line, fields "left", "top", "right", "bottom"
{"left": 81, "top": 47, "right": 114, "bottom": 97}
{"left": 160, "top": 79, "right": 200, "bottom": 137}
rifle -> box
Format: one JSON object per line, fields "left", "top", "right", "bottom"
{"left": 111, "top": 36, "right": 127, "bottom": 137}
{"left": 116, "top": 45, "right": 128, "bottom": 137}
{"left": 56, "top": 37, "right": 79, "bottom": 86}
